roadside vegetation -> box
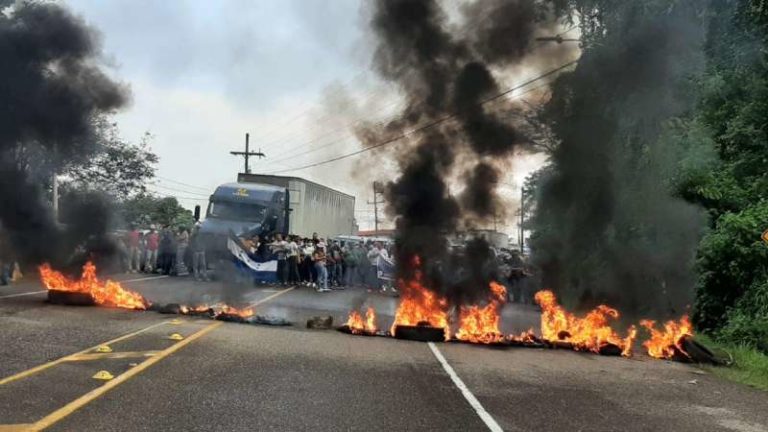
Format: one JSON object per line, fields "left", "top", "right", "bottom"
{"left": 697, "top": 335, "right": 768, "bottom": 391}
{"left": 526, "top": 0, "right": 768, "bottom": 388}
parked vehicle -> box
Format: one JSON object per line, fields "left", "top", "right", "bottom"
{"left": 197, "top": 174, "right": 356, "bottom": 268}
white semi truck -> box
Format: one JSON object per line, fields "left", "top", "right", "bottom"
{"left": 197, "top": 174, "right": 357, "bottom": 260}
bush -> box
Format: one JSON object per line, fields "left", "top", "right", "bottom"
{"left": 693, "top": 202, "right": 768, "bottom": 331}
{"left": 717, "top": 279, "right": 768, "bottom": 352}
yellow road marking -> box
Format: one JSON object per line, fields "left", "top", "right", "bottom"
{"left": 29, "top": 321, "right": 222, "bottom": 432}
{"left": 247, "top": 286, "right": 294, "bottom": 308}
{"left": 0, "top": 321, "right": 169, "bottom": 386}
{"left": 0, "top": 425, "right": 33, "bottom": 432}
{"left": 64, "top": 351, "right": 161, "bottom": 361}
{"left": 0, "top": 287, "right": 298, "bottom": 430}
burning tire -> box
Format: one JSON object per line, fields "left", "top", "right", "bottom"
{"left": 47, "top": 290, "right": 95, "bottom": 306}
{"left": 393, "top": 324, "right": 446, "bottom": 342}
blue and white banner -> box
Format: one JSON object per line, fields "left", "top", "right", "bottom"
{"left": 377, "top": 256, "right": 395, "bottom": 281}
{"left": 227, "top": 234, "right": 278, "bottom": 283}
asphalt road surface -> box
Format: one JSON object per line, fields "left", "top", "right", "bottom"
{"left": 1, "top": 274, "right": 767, "bottom": 432}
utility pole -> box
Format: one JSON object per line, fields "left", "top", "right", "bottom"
{"left": 519, "top": 186, "right": 524, "bottom": 254}
{"left": 52, "top": 172, "right": 58, "bottom": 221}
{"left": 367, "top": 181, "right": 385, "bottom": 234}
{"left": 52, "top": 142, "right": 58, "bottom": 222}
{"left": 230, "top": 133, "right": 265, "bottom": 174}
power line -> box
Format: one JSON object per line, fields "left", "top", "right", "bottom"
{"left": 253, "top": 6, "right": 512, "bottom": 158}
{"left": 264, "top": 60, "right": 577, "bottom": 174}
{"left": 150, "top": 191, "right": 209, "bottom": 202}
{"left": 154, "top": 175, "right": 210, "bottom": 192}
{"left": 149, "top": 183, "right": 210, "bottom": 197}
{"left": 267, "top": 72, "right": 553, "bottom": 167}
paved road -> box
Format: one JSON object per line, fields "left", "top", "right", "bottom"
{"left": 1, "top": 275, "right": 767, "bottom": 431}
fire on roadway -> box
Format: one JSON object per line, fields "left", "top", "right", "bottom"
{"left": 1, "top": 0, "right": 768, "bottom": 431}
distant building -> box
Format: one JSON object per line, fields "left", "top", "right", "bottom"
{"left": 357, "top": 229, "right": 395, "bottom": 238}
{"left": 451, "top": 229, "right": 509, "bottom": 249}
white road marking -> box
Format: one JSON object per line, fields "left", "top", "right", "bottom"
{"left": 120, "top": 275, "right": 169, "bottom": 283}
{"left": 428, "top": 342, "right": 504, "bottom": 432}
{"left": 247, "top": 287, "right": 295, "bottom": 308}
{"left": 0, "top": 275, "right": 168, "bottom": 300}
{"left": 0, "top": 291, "right": 45, "bottom": 299}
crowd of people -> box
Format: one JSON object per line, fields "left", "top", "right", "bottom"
{"left": 119, "top": 225, "right": 396, "bottom": 293}
{"left": 120, "top": 224, "right": 208, "bottom": 281}
{"left": 240, "top": 232, "right": 395, "bottom": 293}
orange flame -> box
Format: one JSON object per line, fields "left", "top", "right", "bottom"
{"left": 219, "top": 304, "right": 255, "bottom": 318}
{"left": 456, "top": 282, "right": 507, "bottom": 344}
{"left": 639, "top": 315, "right": 692, "bottom": 359}
{"left": 534, "top": 290, "right": 636, "bottom": 356}
{"left": 390, "top": 256, "right": 450, "bottom": 339}
{"left": 508, "top": 328, "right": 539, "bottom": 343}
{"left": 346, "top": 307, "right": 378, "bottom": 334}
{"left": 179, "top": 305, "right": 212, "bottom": 314}
{"left": 180, "top": 303, "right": 254, "bottom": 319}
{"left": 39, "top": 261, "right": 147, "bottom": 310}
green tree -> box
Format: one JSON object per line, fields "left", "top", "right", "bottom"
{"left": 63, "top": 116, "right": 158, "bottom": 201}
{"left": 528, "top": 0, "right": 707, "bottom": 314}
{"left": 672, "top": 0, "right": 768, "bottom": 342}
{"left": 118, "top": 194, "right": 194, "bottom": 229}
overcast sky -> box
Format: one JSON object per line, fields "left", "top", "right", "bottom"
{"left": 63, "top": 0, "right": 547, "bottom": 235}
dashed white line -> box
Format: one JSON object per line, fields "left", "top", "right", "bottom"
{"left": 120, "top": 275, "right": 169, "bottom": 283}
{"left": 0, "top": 290, "right": 45, "bottom": 299}
{"left": 428, "top": 342, "right": 504, "bottom": 432}
{"left": 0, "top": 275, "right": 169, "bottom": 300}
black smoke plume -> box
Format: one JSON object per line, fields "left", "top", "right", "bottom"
{"left": 530, "top": 2, "right": 706, "bottom": 316}
{"left": 0, "top": 1, "right": 129, "bottom": 268}
{"left": 363, "top": 0, "right": 559, "bottom": 306}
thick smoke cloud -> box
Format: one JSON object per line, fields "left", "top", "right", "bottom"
{"left": 0, "top": 1, "right": 128, "bottom": 267}
{"left": 363, "top": 0, "right": 559, "bottom": 306}
{"left": 531, "top": 2, "right": 706, "bottom": 316}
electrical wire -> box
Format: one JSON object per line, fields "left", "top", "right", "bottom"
{"left": 154, "top": 175, "right": 210, "bottom": 192}
{"left": 263, "top": 59, "right": 578, "bottom": 174}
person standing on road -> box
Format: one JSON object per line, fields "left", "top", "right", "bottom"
{"left": 125, "top": 225, "right": 141, "bottom": 273}
{"left": 158, "top": 226, "right": 177, "bottom": 275}
{"left": 145, "top": 226, "right": 159, "bottom": 273}
{"left": 176, "top": 227, "right": 190, "bottom": 275}
{"left": 352, "top": 243, "right": 367, "bottom": 286}
{"left": 376, "top": 243, "right": 394, "bottom": 292}
{"left": 286, "top": 235, "right": 300, "bottom": 285}
{"left": 301, "top": 239, "right": 315, "bottom": 286}
{"left": 0, "top": 231, "right": 11, "bottom": 286}
{"left": 343, "top": 242, "right": 359, "bottom": 287}
{"left": 326, "top": 239, "right": 337, "bottom": 288}
{"left": 189, "top": 223, "right": 208, "bottom": 281}
{"left": 366, "top": 242, "right": 382, "bottom": 290}
{"left": 329, "top": 240, "right": 344, "bottom": 288}
{"left": 272, "top": 234, "right": 288, "bottom": 286}
{"left": 313, "top": 242, "right": 330, "bottom": 292}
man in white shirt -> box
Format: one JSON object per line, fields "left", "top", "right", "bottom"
{"left": 286, "top": 236, "right": 300, "bottom": 285}
{"left": 271, "top": 234, "right": 288, "bottom": 285}
{"left": 366, "top": 242, "right": 382, "bottom": 289}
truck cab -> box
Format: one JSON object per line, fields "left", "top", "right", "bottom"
{"left": 198, "top": 182, "right": 288, "bottom": 258}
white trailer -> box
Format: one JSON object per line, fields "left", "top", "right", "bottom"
{"left": 237, "top": 173, "right": 357, "bottom": 238}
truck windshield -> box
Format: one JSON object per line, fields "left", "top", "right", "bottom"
{"left": 208, "top": 201, "right": 267, "bottom": 222}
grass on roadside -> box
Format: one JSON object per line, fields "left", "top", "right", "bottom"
{"left": 696, "top": 334, "right": 768, "bottom": 391}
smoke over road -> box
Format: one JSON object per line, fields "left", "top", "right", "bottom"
{"left": 360, "top": 0, "right": 567, "bottom": 306}
{"left": 0, "top": 1, "right": 129, "bottom": 267}
{"left": 530, "top": 2, "right": 707, "bottom": 316}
